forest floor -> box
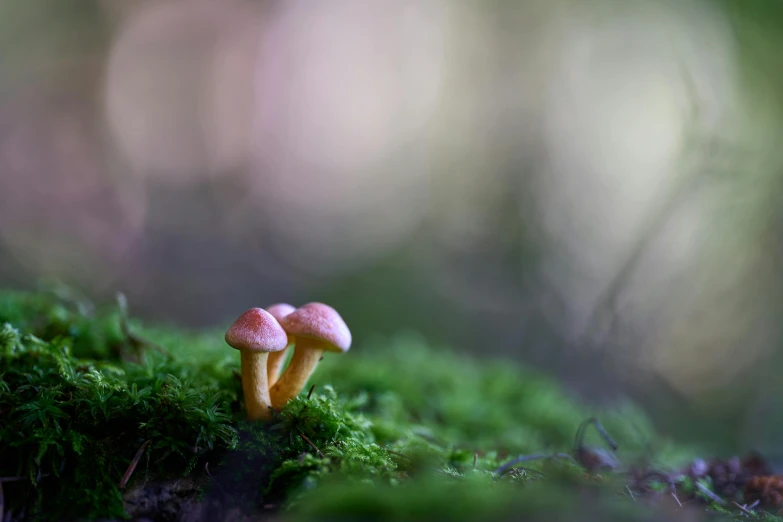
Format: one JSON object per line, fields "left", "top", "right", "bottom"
{"left": 0, "top": 287, "right": 780, "bottom": 521}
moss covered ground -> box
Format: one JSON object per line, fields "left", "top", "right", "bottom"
{"left": 0, "top": 287, "right": 776, "bottom": 521}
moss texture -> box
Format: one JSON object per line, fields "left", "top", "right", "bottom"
{"left": 0, "top": 287, "right": 746, "bottom": 521}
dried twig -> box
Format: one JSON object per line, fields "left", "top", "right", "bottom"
{"left": 473, "top": 453, "right": 478, "bottom": 470}
{"left": 495, "top": 453, "right": 576, "bottom": 476}
{"left": 575, "top": 418, "right": 618, "bottom": 452}
{"left": 495, "top": 453, "right": 549, "bottom": 475}
{"left": 119, "top": 440, "right": 152, "bottom": 489}
{"left": 695, "top": 482, "right": 726, "bottom": 505}
{"left": 642, "top": 470, "right": 676, "bottom": 492}
{"left": 307, "top": 384, "right": 315, "bottom": 400}
{"left": 299, "top": 431, "right": 325, "bottom": 459}
{"left": 732, "top": 501, "right": 752, "bottom": 516}
{"left": 204, "top": 462, "right": 212, "bottom": 478}
{"left": 626, "top": 485, "right": 636, "bottom": 500}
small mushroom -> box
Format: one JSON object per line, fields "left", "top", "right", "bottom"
{"left": 270, "top": 303, "right": 351, "bottom": 409}
{"left": 225, "top": 308, "right": 288, "bottom": 421}
{"left": 265, "top": 303, "right": 296, "bottom": 387}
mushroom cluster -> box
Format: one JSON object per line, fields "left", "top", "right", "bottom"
{"left": 225, "top": 302, "right": 351, "bottom": 421}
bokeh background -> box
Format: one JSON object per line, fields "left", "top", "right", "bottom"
{"left": 1, "top": 0, "right": 783, "bottom": 453}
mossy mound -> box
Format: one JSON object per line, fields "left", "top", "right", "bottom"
{"left": 0, "top": 288, "right": 712, "bottom": 521}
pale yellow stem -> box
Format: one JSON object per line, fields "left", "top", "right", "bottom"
{"left": 267, "top": 344, "right": 291, "bottom": 387}
{"left": 241, "top": 350, "right": 273, "bottom": 421}
{"left": 270, "top": 338, "right": 325, "bottom": 410}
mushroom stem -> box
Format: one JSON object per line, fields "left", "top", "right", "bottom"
{"left": 270, "top": 338, "right": 325, "bottom": 409}
{"left": 240, "top": 350, "right": 273, "bottom": 421}
{"left": 266, "top": 343, "right": 290, "bottom": 387}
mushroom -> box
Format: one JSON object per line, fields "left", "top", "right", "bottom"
{"left": 270, "top": 303, "right": 351, "bottom": 409}
{"left": 225, "top": 308, "right": 288, "bottom": 421}
{"left": 265, "top": 303, "right": 296, "bottom": 387}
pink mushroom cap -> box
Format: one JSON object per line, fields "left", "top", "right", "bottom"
{"left": 265, "top": 303, "right": 297, "bottom": 322}
{"left": 279, "top": 302, "right": 351, "bottom": 353}
{"left": 225, "top": 308, "right": 289, "bottom": 352}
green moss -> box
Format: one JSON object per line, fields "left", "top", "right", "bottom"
{"left": 0, "top": 286, "right": 122, "bottom": 359}
{"left": 0, "top": 321, "right": 237, "bottom": 520}
{"left": 262, "top": 388, "right": 401, "bottom": 503}
{"left": 312, "top": 333, "right": 652, "bottom": 453}
{"left": 284, "top": 470, "right": 678, "bottom": 522}
{"left": 0, "top": 288, "right": 697, "bottom": 521}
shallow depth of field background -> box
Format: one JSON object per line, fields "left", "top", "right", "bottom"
{"left": 1, "top": 0, "right": 782, "bottom": 453}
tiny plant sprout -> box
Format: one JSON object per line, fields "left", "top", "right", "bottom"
{"left": 270, "top": 303, "right": 351, "bottom": 410}
{"left": 225, "top": 308, "right": 288, "bottom": 421}
{"left": 265, "top": 303, "right": 296, "bottom": 387}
